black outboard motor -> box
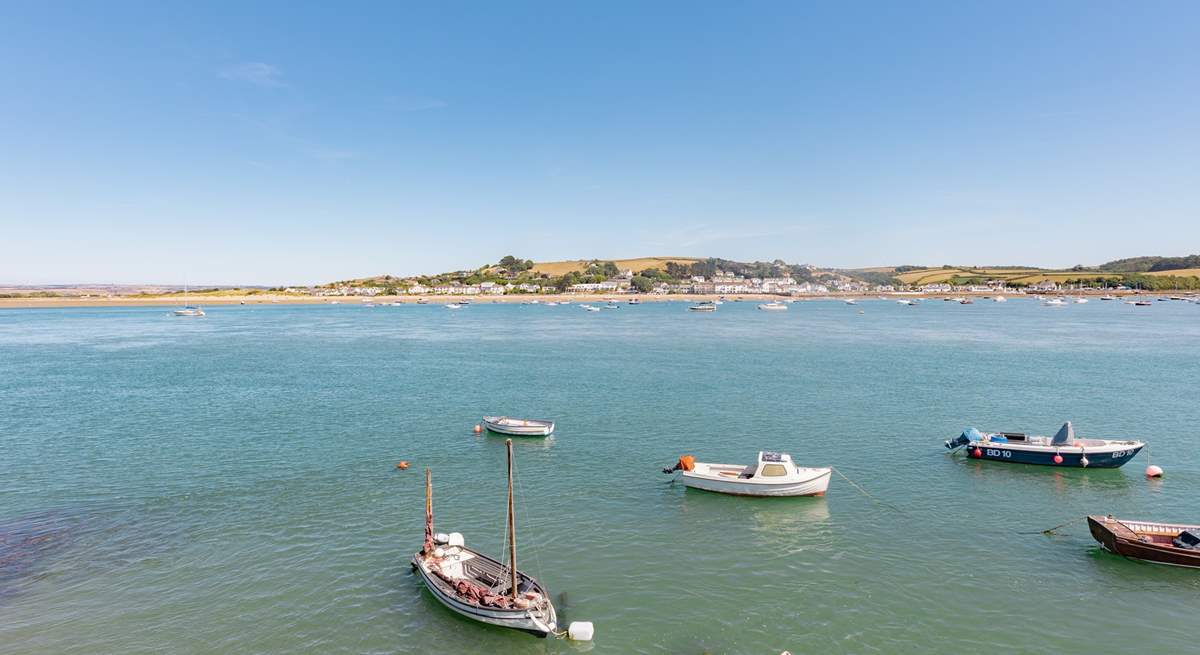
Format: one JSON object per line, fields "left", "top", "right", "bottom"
{"left": 945, "top": 434, "right": 970, "bottom": 450}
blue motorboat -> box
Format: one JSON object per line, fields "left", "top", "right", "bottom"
{"left": 945, "top": 422, "right": 1144, "bottom": 468}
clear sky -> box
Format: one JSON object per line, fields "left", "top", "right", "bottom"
{"left": 2, "top": 1, "right": 1197, "bottom": 285}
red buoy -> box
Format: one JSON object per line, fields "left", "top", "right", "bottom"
{"left": 1053, "top": 454, "right": 1063, "bottom": 464}
{"left": 1145, "top": 465, "right": 1163, "bottom": 478}
{"left": 473, "top": 424, "right": 482, "bottom": 434}
{"left": 972, "top": 447, "right": 982, "bottom": 458}
{"left": 396, "top": 461, "right": 409, "bottom": 470}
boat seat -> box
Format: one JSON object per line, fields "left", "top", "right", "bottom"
{"left": 1172, "top": 530, "right": 1200, "bottom": 550}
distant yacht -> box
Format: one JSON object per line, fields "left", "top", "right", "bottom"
{"left": 993, "top": 296, "right": 1006, "bottom": 302}
{"left": 757, "top": 301, "right": 787, "bottom": 311}
{"left": 1042, "top": 298, "right": 1066, "bottom": 306}
{"left": 689, "top": 301, "right": 717, "bottom": 312}
{"left": 843, "top": 299, "right": 857, "bottom": 305}
{"left": 173, "top": 284, "right": 205, "bottom": 317}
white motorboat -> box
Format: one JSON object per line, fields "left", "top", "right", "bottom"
{"left": 412, "top": 443, "right": 560, "bottom": 637}
{"left": 896, "top": 299, "right": 917, "bottom": 306}
{"left": 481, "top": 416, "right": 555, "bottom": 437}
{"left": 628, "top": 298, "right": 641, "bottom": 305}
{"left": 757, "top": 301, "right": 787, "bottom": 311}
{"left": 993, "top": 296, "right": 1006, "bottom": 302}
{"left": 415, "top": 298, "right": 429, "bottom": 304}
{"left": 445, "top": 303, "right": 463, "bottom": 309}
{"left": 1100, "top": 295, "right": 1117, "bottom": 301}
{"left": 689, "top": 301, "right": 717, "bottom": 312}
{"left": 1042, "top": 298, "right": 1066, "bottom": 306}
{"left": 1073, "top": 297, "right": 1088, "bottom": 304}
{"left": 664, "top": 452, "right": 831, "bottom": 497}
{"left": 843, "top": 299, "right": 857, "bottom": 305}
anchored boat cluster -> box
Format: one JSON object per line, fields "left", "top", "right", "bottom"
{"left": 411, "top": 415, "right": 1194, "bottom": 644}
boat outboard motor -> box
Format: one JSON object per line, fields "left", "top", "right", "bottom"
{"left": 946, "top": 428, "right": 980, "bottom": 450}
{"left": 662, "top": 455, "right": 696, "bottom": 474}
{"left": 945, "top": 435, "right": 970, "bottom": 450}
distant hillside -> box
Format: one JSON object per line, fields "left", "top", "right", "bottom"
{"left": 1098, "top": 254, "right": 1200, "bottom": 273}
{"left": 530, "top": 257, "right": 700, "bottom": 276}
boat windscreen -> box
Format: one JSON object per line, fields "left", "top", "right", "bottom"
{"left": 1051, "top": 422, "right": 1074, "bottom": 445}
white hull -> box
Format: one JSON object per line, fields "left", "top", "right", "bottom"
{"left": 681, "top": 466, "right": 831, "bottom": 497}
{"left": 482, "top": 416, "right": 555, "bottom": 436}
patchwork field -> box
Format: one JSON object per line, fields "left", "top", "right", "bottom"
{"left": 1146, "top": 268, "right": 1200, "bottom": 277}
{"left": 891, "top": 267, "right": 1200, "bottom": 286}
{"left": 530, "top": 257, "right": 700, "bottom": 276}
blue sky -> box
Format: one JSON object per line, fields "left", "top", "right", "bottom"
{"left": 1, "top": 1, "right": 1197, "bottom": 285}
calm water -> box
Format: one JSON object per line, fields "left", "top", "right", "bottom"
{"left": 3, "top": 299, "right": 1199, "bottom": 654}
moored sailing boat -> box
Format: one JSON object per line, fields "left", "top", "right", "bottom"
{"left": 173, "top": 284, "right": 205, "bottom": 317}
{"left": 412, "top": 440, "right": 560, "bottom": 637}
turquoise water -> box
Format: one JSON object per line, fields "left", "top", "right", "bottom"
{"left": 3, "top": 299, "right": 1199, "bottom": 654}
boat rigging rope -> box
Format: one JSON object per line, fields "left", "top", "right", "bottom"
{"left": 830, "top": 466, "right": 906, "bottom": 514}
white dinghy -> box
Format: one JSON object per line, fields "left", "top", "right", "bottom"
{"left": 482, "top": 416, "right": 555, "bottom": 437}
{"left": 664, "top": 452, "right": 831, "bottom": 497}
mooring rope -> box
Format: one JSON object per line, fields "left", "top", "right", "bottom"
{"left": 830, "top": 466, "right": 906, "bottom": 514}
{"left": 1022, "top": 516, "right": 1084, "bottom": 536}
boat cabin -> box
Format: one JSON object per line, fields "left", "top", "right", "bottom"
{"left": 746, "top": 452, "right": 798, "bottom": 479}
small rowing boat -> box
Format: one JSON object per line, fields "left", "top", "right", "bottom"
{"left": 1088, "top": 515, "right": 1200, "bottom": 568}
{"left": 412, "top": 442, "right": 560, "bottom": 637}
{"left": 945, "top": 422, "right": 1144, "bottom": 468}
{"left": 663, "top": 452, "right": 831, "bottom": 497}
{"left": 481, "top": 416, "right": 555, "bottom": 437}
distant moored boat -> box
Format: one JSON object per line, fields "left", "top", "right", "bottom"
{"left": 481, "top": 416, "right": 555, "bottom": 437}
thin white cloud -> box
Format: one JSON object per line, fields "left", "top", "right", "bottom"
{"left": 219, "top": 62, "right": 287, "bottom": 88}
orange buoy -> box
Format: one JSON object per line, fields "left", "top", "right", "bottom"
{"left": 1053, "top": 454, "right": 1063, "bottom": 464}
{"left": 1145, "top": 465, "right": 1164, "bottom": 478}
{"left": 473, "top": 424, "right": 482, "bottom": 434}
{"left": 396, "top": 461, "right": 410, "bottom": 470}
{"left": 972, "top": 448, "right": 982, "bottom": 458}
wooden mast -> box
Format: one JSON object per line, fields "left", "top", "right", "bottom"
{"left": 424, "top": 467, "right": 433, "bottom": 553}
{"left": 506, "top": 438, "right": 518, "bottom": 600}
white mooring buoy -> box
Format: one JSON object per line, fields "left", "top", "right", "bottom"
{"left": 567, "top": 621, "right": 594, "bottom": 641}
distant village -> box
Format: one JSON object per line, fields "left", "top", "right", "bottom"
{"left": 299, "top": 266, "right": 1074, "bottom": 297}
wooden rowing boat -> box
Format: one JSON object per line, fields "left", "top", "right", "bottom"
{"left": 481, "top": 416, "right": 555, "bottom": 437}
{"left": 412, "top": 440, "right": 559, "bottom": 636}
{"left": 1087, "top": 515, "right": 1200, "bottom": 568}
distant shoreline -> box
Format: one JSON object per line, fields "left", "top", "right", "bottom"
{"left": 0, "top": 290, "right": 1170, "bottom": 309}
